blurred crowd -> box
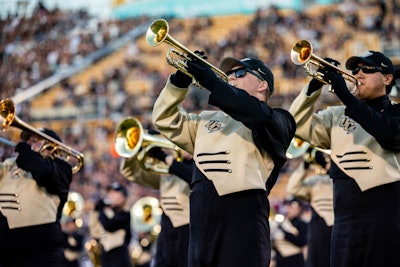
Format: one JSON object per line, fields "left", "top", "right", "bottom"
{"left": 0, "top": 0, "right": 400, "bottom": 263}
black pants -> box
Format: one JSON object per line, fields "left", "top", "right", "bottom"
{"left": 154, "top": 213, "right": 189, "bottom": 267}
{"left": 0, "top": 246, "right": 65, "bottom": 267}
{"left": 305, "top": 212, "right": 332, "bottom": 267}
{"left": 101, "top": 246, "right": 131, "bottom": 267}
{"left": 331, "top": 178, "right": 400, "bottom": 267}
{"left": 0, "top": 220, "right": 68, "bottom": 267}
{"left": 189, "top": 168, "right": 270, "bottom": 267}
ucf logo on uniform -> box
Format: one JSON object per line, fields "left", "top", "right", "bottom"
{"left": 339, "top": 115, "right": 357, "bottom": 134}
{"left": 205, "top": 120, "right": 223, "bottom": 133}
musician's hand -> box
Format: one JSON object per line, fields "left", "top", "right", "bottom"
{"left": 324, "top": 58, "right": 341, "bottom": 67}
{"left": 307, "top": 58, "right": 340, "bottom": 96}
{"left": 14, "top": 141, "right": 30, "bottom": 153}
{"left": 322, "top": 69, "right": 354, "bottom": 106}
{"left": 186, "top": 60, "right": 220, "bottom": 90}
{"left": 15, "top": 142, "right": 33, "bottom": 167}
{"left": 170, "top": 69, "right": 192, "bottom": 88}
{"left": 170, "top": 50, "right": 208, "bottom": 88}
{"left": 94, "top": 199, "right": 105, "bottom": 211}
{"left": 148, "top": 129, "right": 161, "bottom": 135}
{"left": 192, "top": 50, "right": 207, "bottom": 60}
{"left": 307, "top": 78, "right": 324, "bottom": 96}
{"left": 147, "top": 147, "right": 167, "bottom": 162}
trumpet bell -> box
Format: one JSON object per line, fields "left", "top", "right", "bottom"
{"left": 131, "top": 196, "right": 162, "bottom": 235}
{"left": 114, "top": 117, "right": 144, "bottom": 158}
{"left": 0, "top": 98, "right": 14, "bottom": 129}
{"left": 286, "top": 138, "right": 310, "bottom": 159}
{"left": 114, "top": 116, "right": 182, "bottom": 174}
{"left": 290, "top": 40, "right": 313, "bottom": 65}
{"left": 62, "top": 191, "right": 85, "bottom": 219}
{"left": 290, "top": 40, "right": 359, "bottom": 93}
{"left": 146, "top": 18, "right": 169, "bottom": 47}
{"left": 286, "top": 137, "right": 331, "bottom": 161}
{"left": 145, "top": 18, "right": 228, "bottom": 87}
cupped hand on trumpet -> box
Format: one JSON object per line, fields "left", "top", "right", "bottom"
{"left": 147, "top": 146, "right": 167, "bottom": 162}
{"left": 321, "top": 68, "right": 355, "bottom": 106}
{"left": 185, "top": 51, "right": 222, "bottom": 90}
{"left": 170, "top": 50, "right": 208, "bottom": 88}
{"left": 307, "top": 57, "right": 341, "bottom": 96}
{"left": 170, "top": 68, "right": 192, "bottom": 88}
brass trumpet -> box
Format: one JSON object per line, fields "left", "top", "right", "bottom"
{"left": 285, "top": 138, "right": 311, "bottom": 159}
{"left": 0, "top": 98, "right": 84, "bottom": 173}
{"left": 114, "top": 116, "right": 182, "bottom": 174}
{"left": 85, "top": 239, "right": 101, "bottom": 267}
{"left": 130, "top": 196, "right": 162, "bottom": 235}
{"left": 62, "top": 191, "right": 85, "bottom": 219}
{"left": 290, "top": 40, "right": 358, "bottom": 93}
{"left": 146, "top": 18, "right": 228, "bottom": 87}
{"left": 286, "top": 137, "right": 331, "bottom": 160}
{"left": 129, "top": 196, "right": 162, "bottom": 266}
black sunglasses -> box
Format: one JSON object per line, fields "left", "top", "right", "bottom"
{"left": 351, "top": 65, "right": 386, "bottom": 75}
{"left": 226, "top": 67, "right": 265, "bottom": 81}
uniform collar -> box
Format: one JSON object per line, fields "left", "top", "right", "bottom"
{"left": 364, "top": 95, "right": 391, "bottom": 111}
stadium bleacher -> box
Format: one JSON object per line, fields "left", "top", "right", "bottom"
{"left": 1, "top": 0, "right": 399, "bottom": 214}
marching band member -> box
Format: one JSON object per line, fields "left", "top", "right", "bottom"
{"left": 0, "top": 128, "right": 73, "bottom": 267}
{"left": 61, "top": 217, "right": 84, "bottom": 267}
{"left": 152, "top": 54, "right": 295, "bottom": 267}
{"left": 271, "top": 196, "right": 308, "bottom": 267}
{"left": 91, "top": 182, "right": 132, "bottom": 267}
{"left": 286, "top": 149, "right": 333, "bottom": 267}
{"left": 289, "top": 51, "right": 400, "bottom": 267}
{"left": 120, "top": 144, "right": 193, "bottom": 267}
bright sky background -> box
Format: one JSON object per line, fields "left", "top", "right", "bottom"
{"left": 0, "top": 0, "right": 112, "bottom": 19}
{"left": 1, "top": 0, "right": 336, "bottom": 20}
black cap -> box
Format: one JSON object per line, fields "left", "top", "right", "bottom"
{"left": 20, "top": 128, "right": 62, "bottom": 142}
{"left": 346, "top": 51, "right": 394, "bottom": 75}
{"left": 219, "top": 57, "right": 274, "bottom": 94}
{"left": 108, "top": 182, "right": 128, "bottom": 197}
{"left": 346, "top": 51, "right": 395, "bottom": 94}
{"left": 39, "top": 128, "right": 62, "bottom": 142}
